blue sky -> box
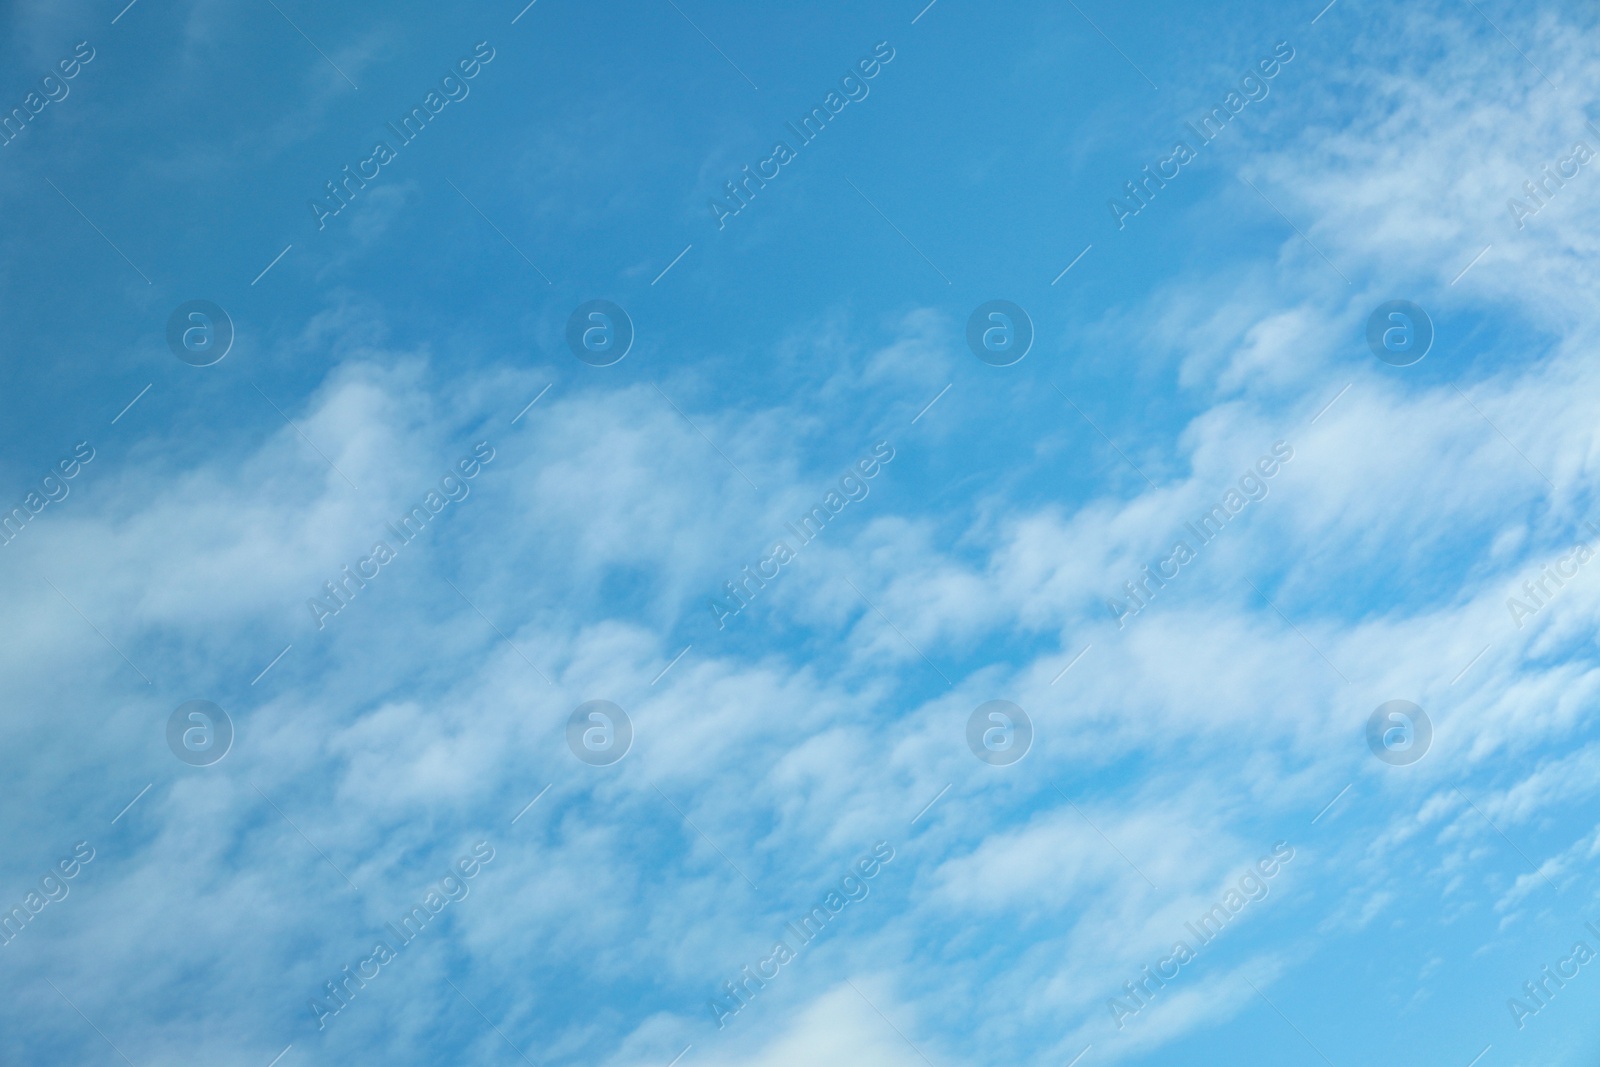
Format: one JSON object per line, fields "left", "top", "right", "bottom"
{"left": 3, "top": 0, "right": 1600, "bottom": 1064}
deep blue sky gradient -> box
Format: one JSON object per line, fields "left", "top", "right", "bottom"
{"left": 3, "top": 1, "right": 1600, "bottom": 1066}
